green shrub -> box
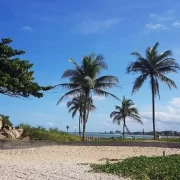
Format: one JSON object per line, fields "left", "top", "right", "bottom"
{"left": 91, "top": 154, "right": 180, "bottom": 180}
{"left": 0, "top": 114, "right": 13, "bottom": 127}
{"left": 19, "top": 123, "right": 81, "bottom": 142}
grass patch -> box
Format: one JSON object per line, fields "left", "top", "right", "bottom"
{"left": 91, "top": 154, "right": 180, "bottom": 180}
{"left": 91, "top": 137, "right": 180, "bottom": 143}
{"left": 19, "top": 124, "right": 81, "bottom": 142}
{"left": 157, "top": 138, "right": 180, "bottom": 143}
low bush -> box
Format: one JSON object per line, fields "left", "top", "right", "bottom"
{"left": 19, "top": 124, "right": 81, "bottom": 142}
{"left": 91, "top": 154, "right": 180, "bottom": 180}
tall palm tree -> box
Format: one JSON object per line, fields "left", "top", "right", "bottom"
{"left": 56, "top": 53, "right": 119, "bottom": 141}
{"left": 67, "top": 93, "right": 96, "bottom": 136}
{"left": 127, "top": 42, "right": 180, "bottom": 140}
{"left": 110, "top": 96, "right": 142, "bottom": 139}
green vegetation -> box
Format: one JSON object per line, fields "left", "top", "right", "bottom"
{"left": 56, "top": 53, "right": 119, "bottom": 141}
{"left": 0, "top": 114, "right": 13, "bottom": 127}
{"left": 158, "top": 138, "right": 180, "bottom": 143}
{"left": 0, "top": 38, "right": 52, "bottom": 98}
{"left": 19, "top": 124, "right": 81, "bottom": 141}
{"left": 110, "top": 96, "right": 142, "bottom": 139}
{"left": 91, "top": 154, "right": 180, "bottom": 180}
{"left": 127, "top": 42, "right": 180, "bottom": 140}
{"left": 1, "top": 37, "right": 180, "bottom": 145}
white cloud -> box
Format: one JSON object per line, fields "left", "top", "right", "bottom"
{"left": 46, "top": 122, "right": 54, "bottom": 126}
{"left": 22, "top": 25, "right": 35, "bottom": 31}
{"left": 76, "top": 18, "right": 121, "bottom": 35}
{"left": 145, "top": 23, "right": 168, "bottom": 31}
{"left": 140, "top": 97, "right": 180, "bottom": 130}
{"left": 92, "top": 95, "right": 105, "bottom": 101}
{"left": 173, "top": 21, "right": 180, "bottom": 27}
{"left": 149, "top": 11, "right": 174, "bottom": 22}
{"left": 170, "top": 97, "right": 180, "bottom": 107}
{"left": 149, "top": 13, "right": 157, "bottom": 18}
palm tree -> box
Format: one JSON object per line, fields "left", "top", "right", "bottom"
{"left": 66, "top": 125, "right": 69, "bottom": 133}
{"left": 110, "top": 96, "right": 142, "bottom": 139}
{"left": 67, "top": 93, "right": 96, "bottom": 136}
{"left": 56, "top": 53, "right": 119, "bottom": 141}
{"left": 127, "top": 42, "right": 180, "bottom": 140}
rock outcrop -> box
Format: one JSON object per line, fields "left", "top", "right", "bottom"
{"left": 0, "top": 116, "right": 24, "bottom": 140}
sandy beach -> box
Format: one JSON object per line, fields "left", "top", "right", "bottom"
{"left": 0, "top": 146, "right": 180, "bottom": 180}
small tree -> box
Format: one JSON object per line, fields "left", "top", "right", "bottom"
{"left": 110, "top": 96, "right": 142, "bottom": 139}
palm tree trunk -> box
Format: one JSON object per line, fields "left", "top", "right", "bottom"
{"left": 82, "top": 120, "right": 86, "bottom": 141}
{"left": 79, "top": 115, "right": 81, "bottom": 136}
{"left": 123, "top": 117, "right": 125, "bottom": 139}
{"left": 82, "top": 91, "right": 88, "bottom": 141}
{"left": 151, "top": 76, "right": 156, "bottom": 140}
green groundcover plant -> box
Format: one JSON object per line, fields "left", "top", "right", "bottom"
{"left": 91, "top": 154, "right": 180, "bottom": 180}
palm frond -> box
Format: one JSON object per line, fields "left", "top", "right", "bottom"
{"left": 157, "top": 73, "right": 177, "bottom": 89}
{"left": 115, "top": 105, "right": 122, "bottom": 111}
{"left": 95, "top": 75, "right": 119, "bottom": 89}
{"left": 95, "top": 75, "right": 119, "bottom": 83}
{"left": 127, "top": 60, "right": 149, "bottom": 74}
{"left": 72, "top": 108, "right": 78, "bottom": 118}
{"left": 110, "top": 111, "right": 120, "bottom": 118}
{"left": 132, "top": 74, "right": 148, "bottom": 94}
{"left": 68, "top": 106, "right": 76, "bottom": 113}
{"left": 57, "top": 88, "right": 82, "bottom": 105}
{"left": 156, "top": 50, "right": 172, "bottom": 63}
{"left": 69, "top": 58, "right": 81, "bottom": 70}
{"left": 62, "top": 69, "right": 78, "bottom": 78}
{"left": 112, "top": 115, "right": 123, "bottom": 125}
{"left": 129, "top": 114, "right": 143, "bottom": 124}
{"left": 94, "top": 54, "right": 107, "bottom": 70}
{"left": 94, "top": 89, "right": 119, "bottom": 100}
{"left": 57, "top": 83, "right": 80, "bottom": 90}
{"left": 131, "top": 51, "right": 144, "bottom": 59}
{"left": 157, "top": 60, "right": 180, "bottom": 73}
{"left": 151, "top": 42, "right": 159, "bottom": 57}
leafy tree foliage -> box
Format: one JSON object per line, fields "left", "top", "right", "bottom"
{"left": 0, "top": 38, "right": 52, "bottom": 98}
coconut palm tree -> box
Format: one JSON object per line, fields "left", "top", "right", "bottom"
{"left": 110, "top": 96, "right": 142, "bottom": 139}
{"left": 66, "top": 125, "right": 69, "bottom": 133}
{"left": 56, "top": 53, "right": 119, "bottom": 141}
{"left": 127, "top": 42, "right": 180, "bottom": 140}
{"left": 67, "top": 93, "right": 96, "bottom": 136}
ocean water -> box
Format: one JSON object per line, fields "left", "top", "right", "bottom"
{"left": 70, "top": 132, "right": 153, "bottom": 139}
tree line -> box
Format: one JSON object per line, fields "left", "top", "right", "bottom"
{"left": 1, "top": 38, "right": 179, "bottom": 141}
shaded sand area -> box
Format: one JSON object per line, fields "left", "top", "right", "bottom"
{"left": 0, "top": 146, "right": 180, "bottom": 180}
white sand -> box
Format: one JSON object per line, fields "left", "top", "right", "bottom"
{"left": 0, "top": 146, "right": 179, "bottom": 180}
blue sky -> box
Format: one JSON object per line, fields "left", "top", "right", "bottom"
{"left": 1, "top": 0, "right": 180, "bottom": 132}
